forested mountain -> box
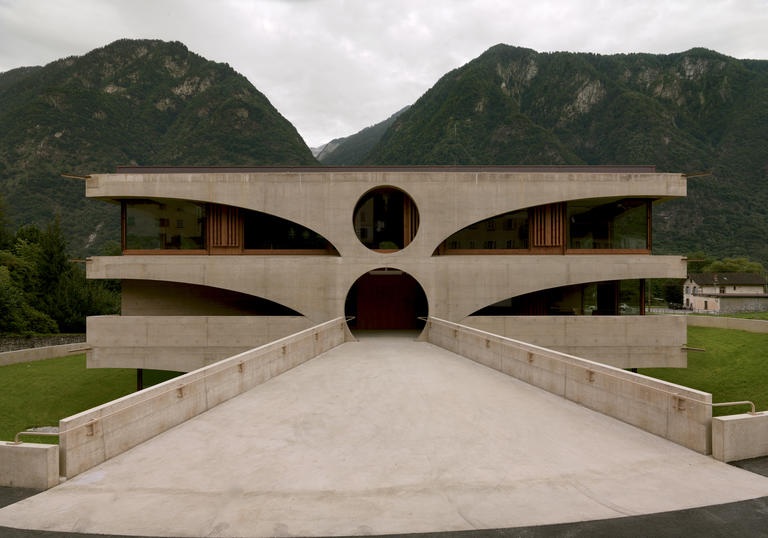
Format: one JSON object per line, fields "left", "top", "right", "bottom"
{"left": 353, "top": 45, "right": 768, "bottom": 264}
{"left": 4, "top": 41, "right": 768, "bottom": 263}
{"left": 317, "top": 106, "right": 409, "bottom": 165}
{"left": 0, "top": 39, "right": 317, "bottom": 255}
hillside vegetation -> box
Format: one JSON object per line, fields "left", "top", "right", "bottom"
{"left": 317, "top": 106, "right": 409, "bottom": 165}
{"left": 355, "top": 45, "right": 768, "bottom": 264}
{"left": 0, "top": 39, "right": 317, "bottom": 255}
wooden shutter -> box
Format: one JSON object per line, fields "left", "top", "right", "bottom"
{"left": 403, "top": 196, "right": 419, "bottom": 247}
{"left": 531, "top": 203, "right": 563, "bottom": 248}
{"left": 210, "top": 205, "right": 241, "bottom": 248}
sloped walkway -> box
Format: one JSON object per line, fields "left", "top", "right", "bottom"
{"left": 1, "top": 332, "right": 768, "bottom": 537}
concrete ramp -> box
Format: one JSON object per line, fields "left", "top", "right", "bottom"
{"left": 2, "top": 333, "right": 768, "bottom": 536}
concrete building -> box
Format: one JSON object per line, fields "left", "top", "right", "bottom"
{"left": 684, "top": 272, "right": 768, "bottom": 313}
{"left": 84, "top": 165, "right": 688, "bottom": 372}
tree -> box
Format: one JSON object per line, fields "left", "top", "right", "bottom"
{"left": 35, "top": 216, "right": 71, "bottom": 295}
{"left": 700, "top": 257, "right": 765, "bottom": 275}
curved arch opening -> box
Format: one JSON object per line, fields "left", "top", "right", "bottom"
{"left": 122, "top": 199, "right": 339, "bottom": 255}
{"left": 432, "top": 197, "right": 652, "bottom": 255}
{"left": 353, "top": 187, "right": 419, "bottom": 252}
{"left": 121, "top": 280, "right": 303, "bottom": 316}
{"left": 345, "top": 268, "right": 428, "bottom": 330}
{"left": 470, "top": 279, "right": 645, "bottom": 317}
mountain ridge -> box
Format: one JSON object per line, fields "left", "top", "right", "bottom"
{"left": 353, "top": 44, "right": 768, "bottom": 263}
{"left": 0, "top": 38, "right": 318, "bottom": 255}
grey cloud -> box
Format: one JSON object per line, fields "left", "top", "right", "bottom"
{"left": 1, "top": 0, "right": 766, "bottom": 146}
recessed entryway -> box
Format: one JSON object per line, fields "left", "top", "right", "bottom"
{"left": 344, "top": 268, "right": 427, "bottom": 330}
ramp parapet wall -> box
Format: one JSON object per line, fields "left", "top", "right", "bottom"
{"left": 59, "top": 317, "right": 349, "bottom": 479}
{"left": 712, "top": 412, "right": 768, "bottom": 462}
{"left": 0, "top": 443, "right": 58, "bottom": 490}
{"left": 425, "top": 317, "right": 712, "bottom": 454}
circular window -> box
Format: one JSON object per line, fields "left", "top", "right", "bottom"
{"left": 352, "top": 187, "right": 419, "bottom": 252}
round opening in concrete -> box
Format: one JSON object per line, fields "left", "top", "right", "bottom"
{"left": 352, "top": 187, "right": 419, "bottom": 252}
{"left": 344, "top": 268, "right": 428, "bottom": 330}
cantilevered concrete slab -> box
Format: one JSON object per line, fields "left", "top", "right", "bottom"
{"left": 2, "top": 334, "right": 768, "bottom": 537}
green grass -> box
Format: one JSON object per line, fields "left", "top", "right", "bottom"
{"left": 0, "top": 354, "right": 181, "bottom": 443}
{"left": 640, "top": 326, "right": 768, "bottom": 416}
{"left": 689, "top": 311, "right": 768, "bottom": 320}
{"left": 728, "top": 312, "right": 768, "bottom": 320}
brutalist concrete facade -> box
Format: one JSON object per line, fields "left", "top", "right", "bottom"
{"left": 84, "top": 166, "right": 687, "bottom": 371}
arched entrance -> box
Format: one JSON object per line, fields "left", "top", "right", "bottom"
{"left": 345, "top": 268, "right": 428, "bottom": 330}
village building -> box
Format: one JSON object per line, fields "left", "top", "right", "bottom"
{"left": 684, "top": 272, "right": 768, "bottom": 313}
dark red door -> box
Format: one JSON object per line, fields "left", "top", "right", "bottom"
{"left": 355, "top": 272, "right": 422, "bottom": 329}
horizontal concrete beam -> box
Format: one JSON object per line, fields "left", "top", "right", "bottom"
{"left": 712, "top": 412, "right": 768, "bottom": 462}
{"left": 86, "top": 315, "right": 314, "bottom": 371}
{"left": 425, "top": 317, "right": 712, "bottom": 454}
{"left": 60, "top": 317, "right": 349, "bottom": 479}
{"left": 0, "top": 343, "right": 89, "bottom": 367}
{"left": 0, "top": 442, "right": 59, "bottom": 490}
{"left": 686, "top": 315, "right": 768, "bottom": 333}
{"left": 461, "top": 315, "right": 687, "bottom": 369}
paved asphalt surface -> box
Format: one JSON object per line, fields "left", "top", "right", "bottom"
{"left": 2, "top": 457, "right": 767, "bottom": 537}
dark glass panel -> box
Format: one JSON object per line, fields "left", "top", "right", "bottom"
{"left": 125, "top": 200, "right": 205, "bottom": 250}
{"left": 443, "top": 209, "right": 529, "bottom": 251}
{"left": 619, "top": 279, "right": 643, "bottom": 315}
{"left": 472, "top": 280, "right": 643, "bottom": 316}
{"left": 567, "top": 199, "right": 648, "bottom": 249}
{"left": 242, "top": 210, "right": 330, "bottom": 250}
{"left": 353, "top": 188, "right": 407, "bottom": 249}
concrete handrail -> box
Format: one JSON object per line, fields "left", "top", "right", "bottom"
{"left": 424, "top": 316, "right": 713, "bottom": 454}
{"left": 58, "top": 317, "right": 349, "bottom": 479}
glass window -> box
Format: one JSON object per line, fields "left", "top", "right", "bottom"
{"left": 442, "top": 208, "right": 529, "bottom": 251}
{"left": 353, "top": 188, "right": 419, "bottom": 251}
{"left": 243, "top": 210, "right": 330, "bottom": 250}
{"left": 567, "top": 199, "right": 648, "bottom": 249}
{"left": 125, "top": 200, "right": 205, "bottom": 250}
{"left": 472, "top": 280, "right": 644, "bottom": 316}
{"left": 619, "top": 280, "right": 642, "bottom": 315}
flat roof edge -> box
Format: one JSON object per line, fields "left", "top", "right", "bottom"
{"left": 114, "top": 165, "right": 659, "bottom": 174}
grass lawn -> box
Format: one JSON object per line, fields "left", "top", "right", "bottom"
{"left": 689, "top": 311, "right": 768, "bottom": 320}
{"left": 640, "top": 326, "right": 768, "bottom": 416}
{"left": 0, "top": 354, "right": 181, "bottom": 443}
{"left": 729, "top": 312, "right": 768, "bottom": 320}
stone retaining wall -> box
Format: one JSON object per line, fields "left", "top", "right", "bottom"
{"left": 0, "top": 335, "right": 85, "bottom": 353}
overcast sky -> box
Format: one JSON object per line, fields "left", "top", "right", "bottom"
{"left": 1, "top": 0, "right": 767, "bottom": 147}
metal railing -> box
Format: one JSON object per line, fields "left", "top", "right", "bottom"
{"left": 7, "top": 431, "right": 60, "bottom": 445}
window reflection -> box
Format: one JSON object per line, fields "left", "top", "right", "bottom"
{"left": 568, "top": 199, "right": 648, "bottom": 249}
{"left": 472, "top": 280, "right": 645, "bottom": 316}
{"left": 353, "top": 188, "right": 419, "bottom": 250}
{"left": 442, "top": 209, "right": 529, "bottom": 251}
{"left": 243, "top": 210, "right": 330, "bottom": 250}
{"left": 125, "top": 200, "right": 205, "bottom": 250}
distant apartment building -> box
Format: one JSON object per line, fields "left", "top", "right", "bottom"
{"left": 84, "top": 166, "right": 688, "bottom": 372}
{"left": 684, "top": 273, "right": 768, "bottom": 313}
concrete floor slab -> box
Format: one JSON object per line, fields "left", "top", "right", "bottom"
{"left": 2, "top": 333, "right": 768, "bottom": 537}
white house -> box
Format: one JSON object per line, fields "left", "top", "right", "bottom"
{"left": 684, "top": 273, "right": 768, "bottom": 313}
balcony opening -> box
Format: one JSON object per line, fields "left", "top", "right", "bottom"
{"left": 471, "top": 280, "right": 645, "bottom": 316}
